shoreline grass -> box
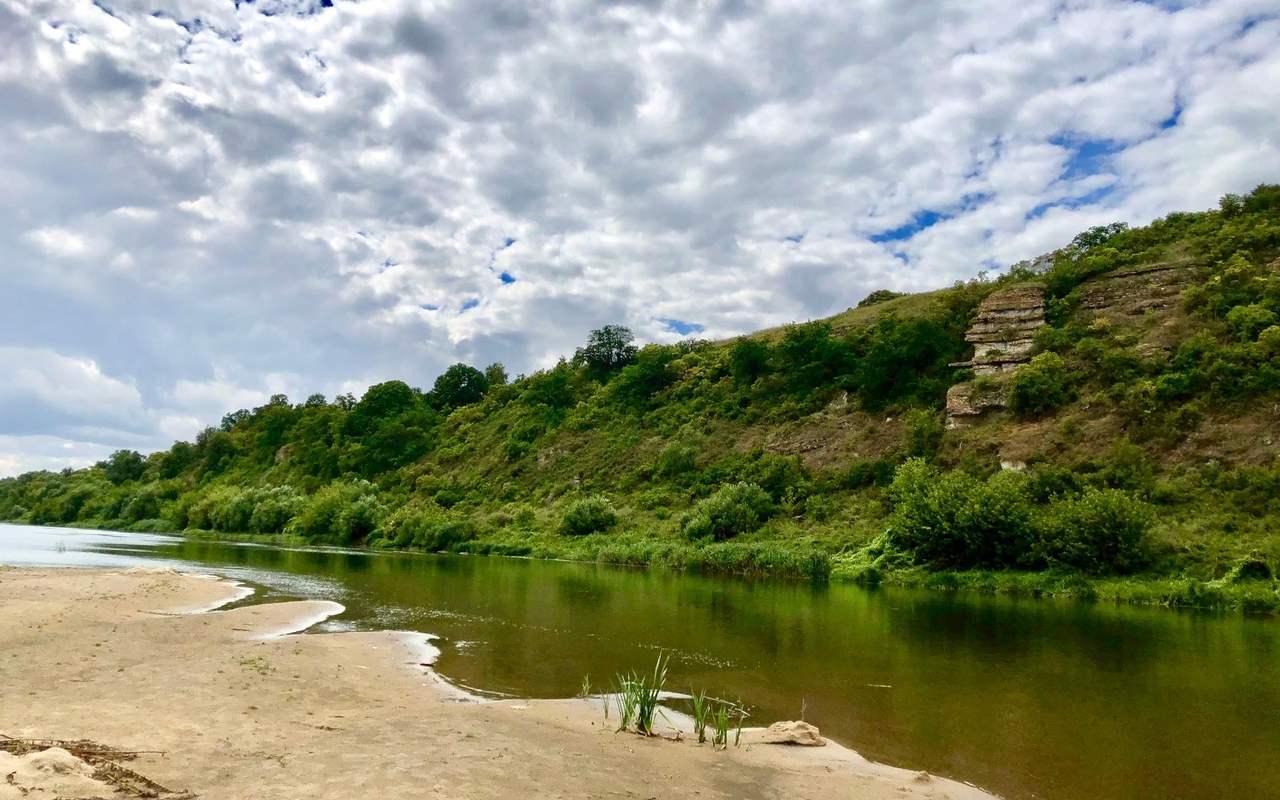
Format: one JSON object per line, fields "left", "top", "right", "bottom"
{"left": 7, "top": 519, "right": 1277, "bottom": 615}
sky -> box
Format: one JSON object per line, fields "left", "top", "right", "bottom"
{"left": 1, "top": 0, "right": 1278, "bottom": 476}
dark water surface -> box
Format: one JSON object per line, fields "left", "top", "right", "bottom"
{"left": 3, "top": 523, "right": 1277, "bottom": 799}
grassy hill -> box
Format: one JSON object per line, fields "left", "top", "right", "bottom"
{"left": 4, "top": 186, "right": 1279, "bottom": 611}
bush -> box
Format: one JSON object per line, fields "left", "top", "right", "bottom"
{"left": 1038, "top": 488, "right": 1152, "bottom": 574}
{"left": 560, "top": 495, "right": 618, "bottom": 536}
{"left": 682, "top": 482, "right": 774, "bottom": 541}
{"left": 290, "top": 481, "right": 383, "bottom": 544}
{"left": 841, "top": 458, "right": 897, "bottom": 489}
{"left": 248, "top": 486, "right": 304, "bottom": 534}
{"left": 886, "top": 459, "right": 1037, "bottom": 569}
{"left": 655, "top": 441, "right": 698, "bottom": 479}
{"left": 1008, "top": 352, "right": 1074, "bottom": 417}
{"left": 1226, "top": 304, "right": 1278, "bottom": 341}
{"left": 904, "top": 408, "right": 944, "bottom": 459}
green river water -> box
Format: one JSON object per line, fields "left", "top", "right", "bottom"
{"left": 2, "top": 523, "right": 1276, "bottom": 799}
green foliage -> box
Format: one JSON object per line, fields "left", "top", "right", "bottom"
{"left": 886, "top": 459, "right": 1037, "bottom": 570}
{"left": 432, "top": 363, "right": 490, "bottom": 409}
{"left": 903, "top": 408, "right": 944, "bottom": 459}
{"left": 1226, "top": 304, "right": 1277, "bottom": 342}
{"left": 559, "top": 495, "right": 618, "bottom": 536}
{"left": 857, "top": 288, "right": 905, "bottom": 307}
{"left": 484, "top": 362, "right": 509, "bottom": 387}
{"left": 99, "top": 450, "right": 146, "bottom": 485}
{"left": 1008, "top": 352, "right": 1075, "bottom": 417}
{"left": 728, "top": 338, "right": 769, "bottom": 384}
{"left": 654, "top": 440, "right": 698, "bottom": 479}
{"left": 887, "top": 459, "right": 1154, "bottom": 574}
{"left": 683, "top": 482, "right": 774, "bottom": 541}
{"left": 612, "top": 653, "right": 668, "bottom": 736}
{"left": 1038, "top": 488, "right": 1153, "bottom": 574}
{"left": 574, "top": 325, "right": 637, "bottom": 379}
{"left": 290, "top": 481, "right": 383, "bottom": 544}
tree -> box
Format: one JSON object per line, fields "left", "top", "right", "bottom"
{"left": 99, "top": 450, "right": 146, "bottom": 485}
{"left": 346, "top": 381, "right": 418, "bottom": 435}
{"left": 304, "top": 393, "right": 327, "bottom": 408}
{"left": 729, "top": 338, "right": 770, "bottom": 384}
{"left": 574, "top": 325, "right": 637, "bottom": 379}
{"left": 220, "top": 409, "right": 251, "bottom": 431}
{"left": 484, "top": 362, "right": 509, "bottom": 387}
{"left": 1069, "top": 222, "right": 1129, "bottom": 253}
{"left": 432, "top": 364, "right": 490, "bottom": 409}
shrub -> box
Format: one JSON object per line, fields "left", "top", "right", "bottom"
{"left": 1037, "top": 488, "right": 1152, "bottom": 574}
{"left": 904, "top": 408, "right": 944, "bottom": 459}
{"left": 1258, "top": 325, "right": 1280, "bottom": 356}
{"left": 560, "top": 495, "right": 618, "bottom": 536}
{"left": 655, "top": 441, "right": 698, "bottom": 479}
{"left": 682, "top": 482, "right": 774, "bottom": 541}
{"left": 841, "top": 458, "right": 897, "bottom": 489}
{"left": 290, "top": 481, "right": 383, "bottom": 544}
{"left": 886, "top": 459, "right": 1037, "bottom": 569}
{"left": 1008, "top": 352, "right": 1074, "bottom": 417}
{"left": 248, "top": 486, "right": 304, "bottom": 534}
{"left": 1226, "top": 304, "right": 1278, "bottom": 342}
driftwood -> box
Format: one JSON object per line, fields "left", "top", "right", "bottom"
{"left": 0, "top": 732, "right": 195, "bottom": 798}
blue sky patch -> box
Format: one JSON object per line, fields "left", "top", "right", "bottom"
{"left": 783, "top": 232, "right": 805, "bottom": 244}
{"left": 870, "top": 209, "right": 949, "bottom": 243}
{"left": 1051, "top": 134, "right": 1123, "bottom": 180}
{"left": 460, "top": 298, "right": 480, "bottom": 312}
{"left": 659, "top": 318, "right": 705, "bottom": 335}
{"left": 499, "top": 271, "right": 516, "bottom": 284}
{"left": 420, "top": 303, "right": 439, "bottom": 311}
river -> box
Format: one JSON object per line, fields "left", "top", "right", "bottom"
{"left": 2, "top": 523, "right": 1276, "bottom": 799}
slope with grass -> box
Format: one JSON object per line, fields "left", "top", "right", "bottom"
{"left": 4, "top": 186, "right": 1280, "bottom": 611}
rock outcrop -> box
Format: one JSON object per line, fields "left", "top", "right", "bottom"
{"left": 945, "top": 284, "right": 1046, "bottom": 427}
{"left": 950, "top": 284, "right": 1046, "bottom": 375}
{"left": 1077, "top": 260, "right": 1199, "bottom": 316}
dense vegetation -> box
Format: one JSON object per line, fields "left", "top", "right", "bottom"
{"left": 4, "top": 187, "right": 1279, "bottom": 611}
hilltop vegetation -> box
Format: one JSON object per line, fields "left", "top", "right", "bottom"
{"left": 4, "top": 186, "right": 1280, "bottom": 611}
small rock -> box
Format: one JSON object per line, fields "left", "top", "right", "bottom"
{"left": 760, "top": 720, "right": 825, "bottom": 746}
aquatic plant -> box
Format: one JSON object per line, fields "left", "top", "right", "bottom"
{"left": 710, "top": 699, "right": 748, "bottom": 750}
{"left": 612, "top": 653, "right": 668, "bottom": 735}
{"left": 690, "top": 688, "right": 710, "bottom": 744}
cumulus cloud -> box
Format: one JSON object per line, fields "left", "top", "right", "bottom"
{"left": 0, "top": 0, "right": 1278, "bottom": 474}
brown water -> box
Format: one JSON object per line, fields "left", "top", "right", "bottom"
{"left": 3, "top": 523, "right": 1278, "bottom": 799}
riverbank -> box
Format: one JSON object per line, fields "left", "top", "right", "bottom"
{"left": 136, "top": 523, "right": 1280, "bottom": 614}
{"left": 0, "top": 566, "right": 994, "bottom": 799}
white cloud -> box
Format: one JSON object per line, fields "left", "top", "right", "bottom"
{"left": 0, "top": 0, "right": 1278, "bottom": 468}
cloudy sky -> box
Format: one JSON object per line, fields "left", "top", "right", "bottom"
{"left": 1, "top": 0, "right": 1278, "bottom": 475}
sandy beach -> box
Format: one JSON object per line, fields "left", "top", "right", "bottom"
{"left": 0, "top": 567, "right": 994, "bottom": 799}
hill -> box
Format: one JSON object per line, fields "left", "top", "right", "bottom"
{"left": 4, "top": 186, "right": 1280, "bottom": 611}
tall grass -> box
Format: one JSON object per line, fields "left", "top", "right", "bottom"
{"left": 710, "top": 699, "right": 748, "bottom": 750}
{"left": 612, "top": 653, "right": 669, "bottom": 735}
{"left": 690, "top": 688, "right": 710, "bottom": 744}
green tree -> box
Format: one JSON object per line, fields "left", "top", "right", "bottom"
{"left": 99, "top": 450, "right": 146, "bottom": 485}
{"left": 432, "top": 364, "right": 490, "bottom": 409}
{"left": 346, "top": 381, "right": 419, "bottom": 435}
{"left": 574, "top": 325, "right": 637, "bottom": 379}
{"left": 728, "top": 338, "right": 770, "bottom": 384}
{"left": 484, "top": 362, "right": 509, "bottom": 387}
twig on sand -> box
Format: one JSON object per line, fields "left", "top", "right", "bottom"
{"left": 0, "top": 733, "right": 194, "bottom": 798}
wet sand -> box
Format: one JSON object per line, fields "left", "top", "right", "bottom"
{"left": 0, "top": 567, "right": 995, "bottom": 799}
